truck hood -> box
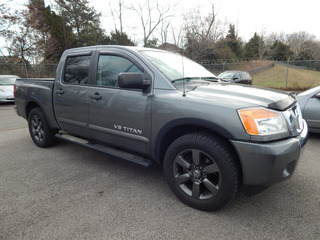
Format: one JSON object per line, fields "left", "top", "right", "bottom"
{"left": 188, "top": 83, "right": 296, "bottom": 111}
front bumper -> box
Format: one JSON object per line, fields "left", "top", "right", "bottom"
{"left": 0, "top": 97, "right": 14, "bottom": 103}
{"left": 230, "top": 120, "right": 308, "bottom": 186}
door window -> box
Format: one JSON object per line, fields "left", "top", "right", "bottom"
{"left": 234, "top": 72, "right": 240, "bottom": 80}
{"left": 241, "top": 72, "right": 251, "bottom": 80}
{"left": 97, "top": 55, "right": 142, "bottom": 87}
{"left": 63, "top": 55, "right": 91, "bottom": 84}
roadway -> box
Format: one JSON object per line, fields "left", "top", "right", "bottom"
{"left": 1, "top": 103, "right": 319, "bottom": 239}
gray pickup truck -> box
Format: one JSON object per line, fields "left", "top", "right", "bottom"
{"left": 14, "top": 45, "right": 308, "bottom": 211}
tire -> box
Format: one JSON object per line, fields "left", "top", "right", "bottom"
{"left": 28, "top": 107, "right": 57, "bottom": 148}
{"left": 163, "top": 133, "right": 240, "bottom": 211}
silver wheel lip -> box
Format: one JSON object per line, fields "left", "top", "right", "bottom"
{"left": 173, "top": 148, "right": 222, "bottom": 200}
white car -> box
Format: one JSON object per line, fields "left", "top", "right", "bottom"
{"left": 0, "top": 75, "right": 20, "bottom": 103}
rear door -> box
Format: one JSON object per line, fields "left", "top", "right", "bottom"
{"left": 87, "top": 51, "right": 153, "bottom": 156}
{"left": 53, "top": 52, "right": 93, "bottom": 138}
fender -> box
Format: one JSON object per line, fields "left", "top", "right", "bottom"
{"left": 152, "top": 118, "right": 235, "bottom": 162}
{"left": 25, "top": 96, "right": 59, "bottom": 130}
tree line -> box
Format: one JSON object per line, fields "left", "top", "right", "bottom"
{"left": 1, "top": 0, "right": 320, "bottom": 65}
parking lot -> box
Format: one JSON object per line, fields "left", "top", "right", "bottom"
{"left": 1, "top": 103, "right": 319, "bottom": 240}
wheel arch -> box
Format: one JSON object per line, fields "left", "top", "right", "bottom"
{"left": 153, "top": 118, "right": 238, "bottom": 163}
{"left": 25, "top": 100, "right": 41, "bottom": 119}
{"left": 25, "top": 99, "right": 58, "bottom": 130}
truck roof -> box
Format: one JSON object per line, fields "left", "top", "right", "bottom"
{"left": 63, "top": 45, "right": 171, "bottom": 55}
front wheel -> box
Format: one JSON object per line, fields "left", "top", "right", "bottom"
{"left": 163, "top": 133, "right": 240, "bottom": 211}
{"left": 28, "top": 107, "right": 57, "bottom": 148}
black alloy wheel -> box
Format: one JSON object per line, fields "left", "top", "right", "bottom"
{"left": 28, "top": 107, "right": 56, "bottom": 148}
{"left": 173, "top": 148, "right": 221, "bottom": 200}
{"left": 164, "top": 133, "right": 240, "bottom": 211}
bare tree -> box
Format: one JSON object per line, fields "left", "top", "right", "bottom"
{"left": 158, "top": 19, "right": 170, "bottom": 46}
{"left": 131, "top": 0, "right": 172, "bottom": 46}
{"left": 171, "top": 24, "right": 183, "bottom": 48}
{"left": 258, "top": 26, "right": 267, "bottom": 60}
{"left": 286, "top": 31, "right": 316, "bottom": 57}
{"left": 109, "top": 0, "right": 124, "bottom": 33}
{"left": 0, "top": 0, "right": 19, "bottom": 36}
{"left": 0, "top": 0, "right": 20, "bottom": 57}
{"left": 183, "top": 3, "right": 226, "bottom": 60}
{"left": 7, "top": 25, "right": 39, "bottom": 63}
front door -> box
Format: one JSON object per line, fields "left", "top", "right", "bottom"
{"left": 88, "top": 53, "right": 152, "bottom": 156}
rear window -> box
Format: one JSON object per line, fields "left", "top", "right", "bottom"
{"left": 241, "top": 72, "right": 251, "bottom": 80}
{"left": 218, "top": 72, "right": 234, "bottom": 79}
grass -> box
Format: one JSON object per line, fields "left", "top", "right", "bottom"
{"left": 253, "top": 64, "right": 320, "bottom": 91}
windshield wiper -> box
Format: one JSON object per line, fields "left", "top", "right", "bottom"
{"left": 171, "top": 77, "right": 196, "bottom": 83}
{"left": 201, "top": 77, "right": 219, "bottom": 82}
{"left": 218, "top": 78, "right": 230, "bottom": 82}
{"left": 171, "top": 77, "right": 218, "bottom": 83}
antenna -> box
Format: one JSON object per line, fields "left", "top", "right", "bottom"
{"left": 181, "top": 50, "right": 186, "bottom": 97}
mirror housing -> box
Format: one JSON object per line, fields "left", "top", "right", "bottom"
{"left": 118, "top": 72, "right": 150, "bottom": 90}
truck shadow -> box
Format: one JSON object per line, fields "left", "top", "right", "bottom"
{"left": 52, "top": 137, "right": 317, "bottom": 215}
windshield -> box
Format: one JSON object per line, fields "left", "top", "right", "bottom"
{"left": 140, "top": 50, "right": 216, "bottom": 81}
{"left": 218, "top": 72, "right": 235, "bottom": 79}
{"left": 0, "top": 76, "right": 18, "bottom": 85}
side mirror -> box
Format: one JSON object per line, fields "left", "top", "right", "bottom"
{"left": 118, "top": 72, "right": 151, "bottom": 90}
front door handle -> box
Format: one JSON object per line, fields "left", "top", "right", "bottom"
{"left": 56, "top": 89, "right": 64, "bottom": 95}
{"left": 90, "top": 93, "right": 102, "bottom": 100}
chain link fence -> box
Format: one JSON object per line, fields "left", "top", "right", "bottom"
{"left": 0, "top": 62, "right": 57, "bottom": 78}
{"left": 1, "top": 59, "right": 320, "bottom": 90}
{"left": 200, "top": 59, "right": 320, "bottom": 90}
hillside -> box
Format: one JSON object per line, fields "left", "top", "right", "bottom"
{"left": 253, "top": 64, "right": 320, "bottom": 90}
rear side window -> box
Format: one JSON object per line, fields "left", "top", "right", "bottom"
{"left": 241, "top": 72, "right": 251, "bottom": 80}
{"left": 97, "top": 55, "right": 142, "bottom": 87}
{"left": 64, "top": 55, "right": 91, "bottom": 84}
{"left": 234, "top": 72, "right": 240, "bottom": 79}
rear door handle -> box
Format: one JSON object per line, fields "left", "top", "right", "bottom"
{"left": 90, "top": 93, "right": 102, "bottom": 100}
{"left": 56, "top": 89, "right": 64, "bottom": 95}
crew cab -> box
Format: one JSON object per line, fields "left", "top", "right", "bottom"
{"left": 14, "top": 46, "right": 308, "bottom": 211}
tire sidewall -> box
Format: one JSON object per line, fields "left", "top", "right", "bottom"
{"left": 164, "top": 133, "right": 239, "bottom": 211}
{"left": 28, "top": 108, "right": 56, "bottom": 148}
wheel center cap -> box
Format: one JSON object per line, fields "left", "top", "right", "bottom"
{"left": 193, "top": 169, "right": 202, "bottom": 179}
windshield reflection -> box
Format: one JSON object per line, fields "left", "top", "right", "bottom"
{"left": 140, "top": 50, "right": 216, "bottom": 82}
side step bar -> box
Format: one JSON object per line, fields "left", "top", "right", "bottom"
{"left": 55, "top": 132, "right": 152, "bottom": 167}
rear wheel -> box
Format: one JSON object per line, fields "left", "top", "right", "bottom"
{"left": 28, "top": 107, "right": 56, "bottom": 148}
{"left": 163, "top": 133, "right": 240, "bottom": 211}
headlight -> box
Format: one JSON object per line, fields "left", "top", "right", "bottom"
{"left": 238, "top": 108, "right": 288, "bottom": 136}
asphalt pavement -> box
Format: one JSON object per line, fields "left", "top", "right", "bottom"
{"left": 1, "top": 103, "right": 319, "bottom": 240}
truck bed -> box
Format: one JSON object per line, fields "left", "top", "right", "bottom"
{"left": 14, "top": 78, "right": 58, "bottom": 129}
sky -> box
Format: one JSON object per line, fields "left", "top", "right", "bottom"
{"left": 213, "top": 0, "right": 319, "bottom": 41}
{"left": 91, "top": 0, "right": 320, "bottom": 42}
{"left": 1, "top": 0, "right": 319, "bottom": 51}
